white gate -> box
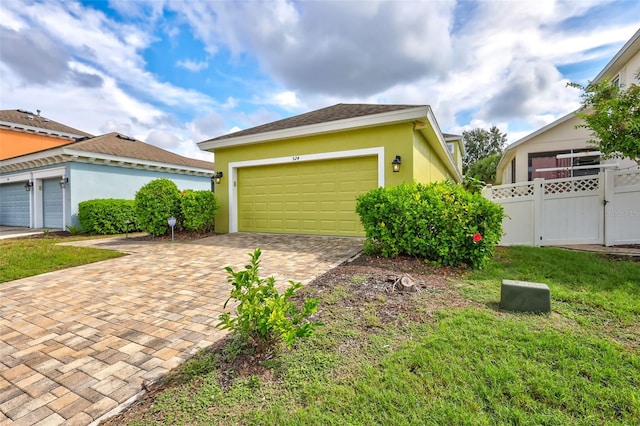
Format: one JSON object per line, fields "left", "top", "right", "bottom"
{"left": 483, "top": 169, "right": 640, "bottom": 247}
{"left": 605, "top": 169, "right": 640, "bottom": 246}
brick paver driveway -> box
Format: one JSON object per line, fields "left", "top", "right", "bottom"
{"left": 0, "top": 233, "right": 362, "bottom": 425}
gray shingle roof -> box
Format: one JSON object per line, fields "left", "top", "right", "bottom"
{"left": 208, "top": 103, "right": 424, "bottom": 142}
{"left": 0, "top": 109, "right": 92, "bottom": 138}
{"left": 67, "top": 133, "right": 213, "bottom": 170}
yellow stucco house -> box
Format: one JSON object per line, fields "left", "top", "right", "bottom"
{"left": 198, "top": 103, "right": 463, "bottom": 236}
{"left": 496, "top": 28, "right": 640, "bottom": 184}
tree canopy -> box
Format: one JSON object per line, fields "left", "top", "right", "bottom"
{"left": 462, "top": 125, "right": 507, "bottom": 172}
{"left": 570, "top": 73, "right": 640, "bottom": 162}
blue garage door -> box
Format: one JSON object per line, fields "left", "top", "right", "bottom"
{"left": 43, "top": 178, "right": 63, "bottom": 229}
{"left": 0, "top": 182, "right": 30, "bottom": 226}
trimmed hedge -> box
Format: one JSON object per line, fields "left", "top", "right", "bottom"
{"left": 355, "top": 181, "right": 503, "bottom": 269}
{"left": 135, "top": 179, "right": 182, "bottom": 236}
{"left": 181, "top": 190, "right": 220, "bottom": 233}
{"left": 78, "top": 199, "right": 138, "bottom": 235}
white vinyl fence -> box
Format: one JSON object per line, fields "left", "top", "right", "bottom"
{"left": 483, "top": 169, "right": 640, "bottom": 247}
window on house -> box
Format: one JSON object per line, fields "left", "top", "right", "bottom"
{"left": 447, "top": 143, "right": 455, "bottom": 154}
{"left": 528, "top": 149, "right": 600, "bottom": 181}
{"left": 510, "top": 158, "right": 516, "bottom": 183}
{"left": 612, "top": 75, "right": 620, "bottom": 88}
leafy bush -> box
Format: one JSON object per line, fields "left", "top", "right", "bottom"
{"left": 78, "top": 199, "right": 138, "bottom": 234}
{"left": 355, "top": 181, "right": 503, "bottom": 269}
{"left": 217, "top": 248, "right": 321, "bottom": 355}
{"left": 134, "top": 179, "right": 182, "bottom": 236}
{"left": 465, "top": 152, "right": 502, "bottom": 186}
{"left": 181, "top": 190, "right": 220, "bottom": 233}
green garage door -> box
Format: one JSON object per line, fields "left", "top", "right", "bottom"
{"left": 238, "top": 156, "right": 377, "bottom": 236}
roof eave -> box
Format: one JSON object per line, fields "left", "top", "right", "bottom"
{"left": 0, "top": 120, "right": 87, "bottom": 139}
{"left": 1, "top": 148, "right": 212, "bottom": 176}
{"left": 592, "top": 28, "right": 640, "bottom": 83}
{"left": 444, "top": 134, "right": 465, "bottom": 157}
{"left": 197, "top": 106, "right": 430, "bottom": 151}
{"left": 421, "top": 108, "right": 464, "bottom": 183}
{"left": 62, "top": 148, "right": 213, "bottom": 175}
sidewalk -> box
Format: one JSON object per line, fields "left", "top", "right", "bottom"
{"left": 555, "top": 244, "right": 640, "bottom": 258}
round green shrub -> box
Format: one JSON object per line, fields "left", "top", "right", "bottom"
{"left": 180, "top": 190, "right": 220, "bottom": 233}
{"left": 355, "top": 181, "right": 504, "bottom": 269}
{"left": 134, "top": 179, "right": 182, "bottom": 236}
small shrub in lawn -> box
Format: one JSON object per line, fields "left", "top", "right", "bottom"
{"left": 135, "top": 179, "right": 182, "bottom": 236}
{"left": 217, "top": 248, "right": 321, "bottom": 356}
{"left": 78, "top": 199, "right": 138, "bottom": 234}
{"left": 180, "top": 190, "right": 220, "bottom": 233}
{"left": 356, "top": 181, "right": 503, "bottom": 269}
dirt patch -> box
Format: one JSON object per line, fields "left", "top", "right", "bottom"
{"left": 101, "top": 253, "right": 471, "bottom": 425}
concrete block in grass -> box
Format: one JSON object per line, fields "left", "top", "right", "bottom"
{"left": 500, "top": 279, "right": 551, "bottom": 313}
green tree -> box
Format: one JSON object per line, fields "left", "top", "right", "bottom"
{"left": 465, "top": 152, "right": 502, "bottom": 185}
{"left": 462, "top": 126, "right": 507, "bottom": 172}
{"left": 571, "top": 73, "right": 640, "bottom": 162}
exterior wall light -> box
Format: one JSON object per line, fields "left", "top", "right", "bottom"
{"left": 392, "top": 155, "right": 402, "bottom": 172}
{"left": 24, "top": 181, "right": 33, "bottom": 192}
{"left": 214, "top": 171, "right": 224, "bottom": 184}
{"left": 59, "top": 177, "right": 69, "bottom": 188}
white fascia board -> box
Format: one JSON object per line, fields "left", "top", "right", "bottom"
{"left": 593, "top": 28, "right": 640, "bottom": 83}
{"left": 62, "top": 149, "right": 213, "bottom": 175}
{"left": 0, "top": 166, "right": 66, "bottom": 182}
{"left": 424, "top": 107, "right": 463, "bottom": 182}
{"left": 0, "top": 120, "right": 85, "bottom": 139}
{"left": 1, "top": 172, "right": 32, "bottom": 183}
{"left": 198, "top": 106, "right": 430, "bottom": 151}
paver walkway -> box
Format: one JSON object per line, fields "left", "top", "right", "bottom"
{"left": 0, "top": 233, "right": 362, "bottom": 425}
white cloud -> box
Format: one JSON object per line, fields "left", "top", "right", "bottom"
{"left": 273, "top": 91, "right": 301, "bottom": 109}
{"left": 176, "top": 59, "right": 208, "bottom": 72}
{"left": 1, "top": 0, "right": 638, "bottom": 163}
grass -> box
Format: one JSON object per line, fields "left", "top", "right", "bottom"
{"left": 0, "top": 236, "right": 125, "bottom": 283}
{"left": 115, "top": 246, "right": 640, "bottom": 425}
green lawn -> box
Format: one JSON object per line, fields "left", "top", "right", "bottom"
{"left": 113, "top": 247, "right": 640, "bottom": 425}
{"left": 0, "top": 236, "right": 125, "bottom": 283}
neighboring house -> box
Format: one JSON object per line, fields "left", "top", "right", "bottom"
{"left": 496, "top": 28, "right": 640, "bottom": 184}
{"left": 0, "top": 109, "right": 92, "bottom": 160}
{"left": 0, "top": 132, "right": 214, "bottom": 230}
{"left": 198, "top": 103, "right": 463, "bottom": 237}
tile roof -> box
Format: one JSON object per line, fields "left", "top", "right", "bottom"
{"left": 67, "top": 133, "right": 214, "bottom": 170}
{"left": 208, "top": 103, "right": 425, "bottom": 142}
{"left": 0, "top": 109, "right": 92, "bottom": 138}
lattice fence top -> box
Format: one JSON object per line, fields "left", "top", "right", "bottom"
{"left": 614, "top": 172, "right": 640, "bottom": 188}
{"left": 491, "top": 184, "right": 534, "bottom": 200}
{"left": 544, "top": 177, "right": 600, "bottom": 194}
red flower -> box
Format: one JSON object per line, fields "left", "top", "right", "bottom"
{"left": 473, "top": 233, "right": 483, "bottom": 243}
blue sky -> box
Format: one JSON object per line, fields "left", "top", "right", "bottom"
{"left": 1, "top": 0, "right": 638, "bottom": 161}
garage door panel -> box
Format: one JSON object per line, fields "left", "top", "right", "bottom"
{"left": 0, "top": 182, "right": 30, "bottom": 226}
{"left": 237, "top": 156, "right": 376, "bottom": 236}
{"left": 43, "top": 179, "right": 63, "bottom": 229}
